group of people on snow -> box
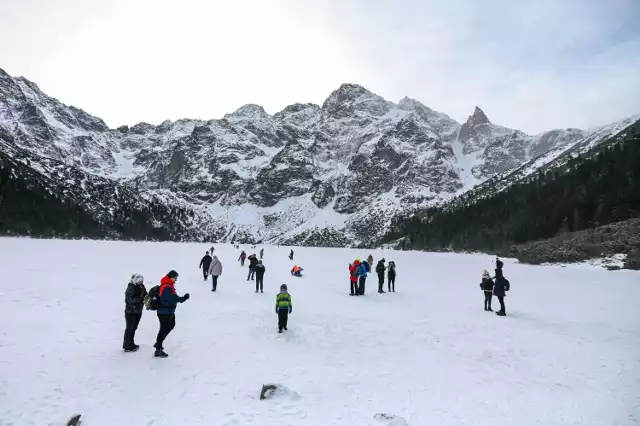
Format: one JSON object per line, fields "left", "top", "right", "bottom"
{"left": 349, "top": 255, "right": 397, "bottom": 296}
{"left": 199, "top": 250, "right": 223, "bottom": 291}
{"left": 479, "top": 258, "right": 510, "bottom": 316}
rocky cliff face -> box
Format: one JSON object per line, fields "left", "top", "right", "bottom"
{"left": 0, "top": 68, "right": 634, "bottom": 245}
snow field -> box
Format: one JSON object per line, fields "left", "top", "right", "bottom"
{"left": 0, "top": 238, "right": 639, "bottom": 425}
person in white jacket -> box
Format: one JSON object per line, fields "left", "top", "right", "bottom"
{"left": 208, "top": 255, "right": 223, "bottom": 292}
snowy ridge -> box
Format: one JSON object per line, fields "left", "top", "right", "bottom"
{"left": 0, "top": 67, "right": 638, "bottom": 245}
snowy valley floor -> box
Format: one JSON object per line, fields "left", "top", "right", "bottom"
{"left": 0, "top": 239, "right": 639, "bottom": 426}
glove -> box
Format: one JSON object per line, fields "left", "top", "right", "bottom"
{"left": 275, "top": 307, "right": 278, "bottom": 314}
{"left": 183, "top": 293, "right": 190, "bottom": 301}
{"left": 289, "top": 307, "right": 292, "bottom": 314}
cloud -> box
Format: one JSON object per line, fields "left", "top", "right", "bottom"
{"left": 1, "top": 0, "right": 638, "bottom": 133}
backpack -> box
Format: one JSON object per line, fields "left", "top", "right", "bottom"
{"left": 145, "top": 285, "right": 161, "bottom": 311}
{"left": 504, "top": 278, "right": 510, "bottom": 292}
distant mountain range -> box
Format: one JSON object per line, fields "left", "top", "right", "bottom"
{"left": 1, "top": 67, "right": 637, "bottom": 245}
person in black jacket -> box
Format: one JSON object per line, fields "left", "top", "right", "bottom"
{"left": 199, "top": 251, "right": 212, "bottom": 281}
{"left": 376, "top": 259, "right": 386, "bottom": 294}
{"left": 255, "top": 260, "right": 266, "bottom": 293}
{"left": 493, "top": 259, "right": 509, "bottom": 316}
{"left": 123, "top": 273, "right": 147, "bottom": 352}
{"left": 480, "top": 270, "right": 494, "bottom": 311}
{"left": 387, "top": 261, "right": 396, "bottom": 292}
{"left": 247, "top": 254, "right": 258, "bottom": 281}
{"left": 289, "top": 249, "right": 294, "bottom": 260}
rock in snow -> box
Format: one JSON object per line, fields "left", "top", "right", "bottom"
{"left": 0, "top": 67, "right": 636, "bottom": 245}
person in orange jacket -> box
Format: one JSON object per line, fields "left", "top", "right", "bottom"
{"left": 349, "top": 259, "right": 360, "bottom": 296}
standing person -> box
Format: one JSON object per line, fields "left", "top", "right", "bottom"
{"left": 260, "top": 248, "right": 264, "bottom": 260}
{"left": 247, "top": 254, "right": 258, "bottom": 281}
{"left": 154, "top": 270, "right": 190, "bottom": 358}
{"left": 480, "top": 270, "right": 494, "bottom": 311}
{"left": 275, "top": 284, "right": 293, "bottom": 333}
{"left": 238, "top": 250, "right": 247, "bottom": 266}
{"left": 357, "top": 260, "right": 369, "bottom": 295}
{"left": 208, "top": 255, "right": 223, "bottom": 292}
{"left": 387, "top": 261, "right": 396, "bottom": 292}
{"left": 493, "top": 259, "right": 509, "bottom": 316}
{"left": 210, "top": 245, "right": 215, "bottom": 254}
{"left": 376, "top": 258, "right": 386, "bottom": 294}
{"left": 367, "top": 254, "right": 374, "bottom": 269}
{"left": 199, "top": 251, "right": 212, "bottom": 281}
{"left": 289, "top": 249, "right": 294, "bottom": 260}
{"left": 123, "top": 273, "right": 147, "bottom": 352}
{"left": 255, "top": 260, "right": 266, "bottom": 293}
{"left": 349, "top": 259, "right": 360, "bottom": 296}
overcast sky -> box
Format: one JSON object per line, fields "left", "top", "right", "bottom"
{"left": 1, "top": 0, "right": 639, "bottom": 133}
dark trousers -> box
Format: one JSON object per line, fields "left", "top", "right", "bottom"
{"left": 202, "top": 268, "right": 209, "bottom": 280}
{"left": 350, "top": 280, "right": 358, "bottom": 295}
{"left": 123, "top": 313, "right": 142, "bottom": 349}
{"left": 359, "top": 276, "right": 366, "bottom": 295}
{"left": 211, "top": 275, "right": 219, "bottom": 291}
{"left": 240, "top": 259, "right": 245, "bottom": 266}
{"left": 497, "top": 295, "right": 506, "bottom": 313}
{"left": 484, "top": 291, "right": 493, "bottom": 310}
{"left": 278, "top": 310, "right": 289, "bottom": 331}
{"left": 377, "top": 273, "right": 384, "bottom": 292}
{"left": 388, "top": 277, "right": 395, "bottom": 292}
{"left": 256, "top": 276, "right": 264, "bottom": 292}
{"left": 155, "top": 314, "right": 176, "bottom": 349}
{"left": 247, "top": 267, "right": 255, "bottom": 280}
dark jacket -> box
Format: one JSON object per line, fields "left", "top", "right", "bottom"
{"left": 157, "top": 276, "right": 188, "bottom": 315}
{"left": 125, "top": 283, "right": 147, "bottom": 314}
{"left": 248, "top": 255, "right": 258, "bottom": 268}
{"left": 375, "top": 261, "right": 386, "bottom": 275}
{"left": 255, "top": 263, "right": 266, "bottom": 278}
{"left": 493, "top": 276, "right": 509, "bottom": 297}
{"left": 388, "top": 266, "right": 396, "bottom": 280}
{"left": 480, "top": 277, "right": 494, "bottom": 292}
{"left": 199, "top": 254, "right": 212, "bottom": 271}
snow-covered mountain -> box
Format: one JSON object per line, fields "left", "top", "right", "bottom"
{"left": 0, "top": 68, "right": 636, "bottom": 245}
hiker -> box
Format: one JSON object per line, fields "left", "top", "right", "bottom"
{"left": 275, "top": 284, "right": 293, "bottom": 333}
{"left": 123, "top": 273, "right": 147, "bottom": 352}
{"left": 376, "top": 258, "right": 386, "bottom": 293}
{"left": 260, "top": 248, "right": 264, "bottom": 260}
{"left": 480, "top": 269, "right": 494, "bottom": 311}
{"left": 357, "top": 260, "right": 369, "bottom": 295}
{"left": 255, "top": 260, "right": 266, "bottom": 293}
{"left": 238, "top": 250, "right": 247, "bottom": 266}
{"left": 154, "top": 270, "right": 190, "bottom": 358}
{"left": 387, "top": 261, "right": 396, "bottom": 292}
{"left": 199, "top": 251, "right": 212, "bottom": 281}
{"left": 291, "top": 265, "right": 303, "bottom": 277}
{"left": 289, "top": 249, "right": 294, "bottom": 260}
{"left": 367, "top": 254, "right": 373, "bottom": 269}
{"left": 247, "top": 254, "right": 258, "bottom": 280}
{"left": 349, "top": 259, "right": 360, "bottom": 296}
{"left": 494, "top": 259, "right": 510, "bottom": 316}
{"left": 210, "top": 245, "right": 215, "bottom": 254}
{"left": 208, "top": 255, "right": 223, "bottom": 292}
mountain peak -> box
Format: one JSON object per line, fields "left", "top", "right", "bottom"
{"left": 467, "top": 106, "right": 490, "bottom": 126}
{"left": 224, "top": 104, "right": 270, "bottom": 122}
{"left": 322, "top": 83, "right": 391, "bottom": 117}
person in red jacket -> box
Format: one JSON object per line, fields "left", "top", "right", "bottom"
{"left": 154, "top": 270, "right": 189, "bottom": 358}
{"left": 349, "top": 259, "right": 360, "bottom": 296}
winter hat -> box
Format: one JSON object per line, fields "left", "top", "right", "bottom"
{"left": 381, "top": 258, "right": 385, "bottom": 262}
{"left": 258, "top": 260, "right": 262, "bottom": 264}
{"left": 482, "top": 270, "right": 490, "bottom": 279}
{"left": 280, "top": 284, "right": 288, "bottom": 291}
{"left": 130, "top": 273, "right": 144, "bottom": 285}
{"left": 167, "top": 270, "right": 179, "bottom": 279}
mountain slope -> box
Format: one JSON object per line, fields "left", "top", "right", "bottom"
{"left": 381, "top": 118, "right": 640, "bottom": 265}
{"left": 0, "top": 67, "right": 637, "bottom": 245}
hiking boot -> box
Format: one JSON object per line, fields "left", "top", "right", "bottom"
{"left": 278, "top": 329, "right": 283, "bottom": 334}
{"left": 496, "top": 311, "right": 506, "bottom": 316}
{"left": 487, "top": 308, "right": 493, "bottom": 312}
{"left": 260, "top": 290, "right": 263, "bottom": 293}
{"left": 123, "top": 346, "right": 139, "bottom": 352}
{"left": 154, "top": 349, "right": 168, "bottom": 358}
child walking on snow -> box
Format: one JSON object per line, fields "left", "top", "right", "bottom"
{"left": 276, "top": 284, "right": 293, "bottom": 333}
